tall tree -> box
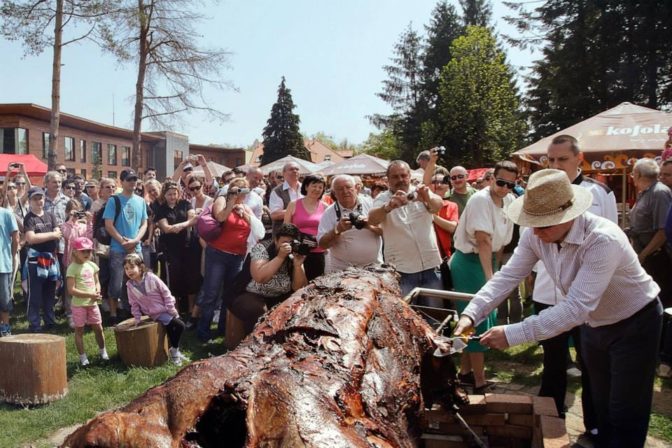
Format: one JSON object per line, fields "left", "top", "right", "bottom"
{"left": 437, "top": 26, "right": 526, "bottom": 167}
{"left": 99, "top": 0, "right": 233, "bottom": 169}
{"left": 1, "top": 0, "right": 111, "bottom": 169}
{"left": 260, "top": 77, "right": 309, "bottom": 165}
{"left": 360, "top": 130, "right": 401, "bottom": 161}
{"left": 460, "top": 0, "right": 492, "bottom": 27}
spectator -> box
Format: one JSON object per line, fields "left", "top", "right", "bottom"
{"left": 62, "top": 178, "right": 76, "bottom": 200}
{"left": 370, "top": 181, "right": 388, "bottom": 199}
{"left": 368, "top": 160, "right": 443, "bottom": 297}
{"left": 66, "top": 237, "right": 107, "bottom": 366}
{"left": 533, "top": 134, "right": 617, "bottom": 433}
{"left": 91, "top": 178, "right": 116, "bottom": 315}
{"left": 84, "top": 179, "right": 99, "bottom": 203}
{"left": 188, "top": 177, "right": 213, "bottom": 215}
{"left": 284, "top": 174, "right": 327, "bottom": 281}
{"left": 417, "top": 148, "right": 447, "bottom": 175}
{"left": 2, "top": 176, "right": 28, "bottom": 301}
{"left": 229, "top": 223, "right": 308, "bottom": 335}
{"left": 269, "top": 162, "right": 302, "bottom": 236}
{"left": 125, "top": 253, "right": 189, "bottom": 366}
{"left": 72, "top": 175, "right": 92, "bottom": 211}
{"left": 629, "top": 158, "right": 671, "bottom": 308}
{"left": 24, "top": 187, "right": 62, "bottom": 332}
{"left": 429, "top": 174, "right": 459, "bottom": 259}
{"left": 221, "top": 166, "right": 265, "bottom": 219}
{"left": 448, "top": 166, "right": 477, "bottom": 216}
{"left": 142, "top": 179, "right": 162, "bottom": 271}
{"left": 43, "top": 171, "right": 68, "bottom": 285}
{"left": 451, "top": 160, "right": 517, "bottom": 393}
{"left": 143, "top": 167, "right": 157, "bottom": 181}
{"left": 103, "top": 169, "right": 148, "bottom": 324}
{"left": 660, "top": 159, "right": 672, "bottom": 189}
{"left": 454, "top": 169, "right": 663, "bottom": 448}
{"left": 173, "top": 154, "right": 216, "bottom": 199}
{"left": 0, "top": 204, "right": 19, "bottom": 336}
{"left": 317, "top": 175, "right": 383, "bottom": 273}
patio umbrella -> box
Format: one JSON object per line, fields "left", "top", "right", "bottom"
{"left": 172, "top": 160, "right": 231, "bottom": 178}
{"left": 259, "top": 155, "right": 319, "bottom": 175}
{"left": 0, "top": 154, "right": 48, "bottom": 184}
{"left": 319, "top": 154, "right": 390, "bottom": 176}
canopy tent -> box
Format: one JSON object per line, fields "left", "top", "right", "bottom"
{"left": 172, "top": 160, "right": 231, "bottom": 179}
{"left": 319, "top": 154, "right": 390, "bottom": 176}
{"left": 513, "top": 102, "right": 672, "bottom": 170}
{"left": 0, "top": 154, "right": 48, "bottom": 183}
{"left": 467, "top": 168, "right": 490, "bottom": 182}
{"left": 259, "top": 155, "right": 319, "bottom": 175}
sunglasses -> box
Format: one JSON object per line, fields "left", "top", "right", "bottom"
{"left": 63, "top": 185, "right": 75, "bottom": 190}
{"left": 7, "top": 185, "right": 17, "bottom": 189}
{"left": 15, "top": 182, "right": 26, "bottom": 186}
{"left": 189, "top": 185, "right": 202, "bottom": 191}
{"left": 495, "top": 179, "right": 516, "bottom": 189}
{"left": 57, "top": 169, "right": 67, "bottom": 173}
{"left": 450, "top": 174, "right": 466, "bottom": 181}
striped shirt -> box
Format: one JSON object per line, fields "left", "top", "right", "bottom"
{"left": 462, "top": 212, "right": 660, "bottom": 346}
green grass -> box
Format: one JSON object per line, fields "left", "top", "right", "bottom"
{"left": 0, "top": 284, "right": 228, "bottom": 448}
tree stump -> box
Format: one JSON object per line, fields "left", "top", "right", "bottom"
{"left": 0, "top": 333, "right": 68, "bottom": 405}
{"left": 224, "top": 310, "right": 246, "bottom": 350}
{"left": 114, "top": 316, "right": 168, "bottom": 368}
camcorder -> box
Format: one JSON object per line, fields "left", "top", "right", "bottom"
{"left": 432, "top": 146, "right": 446, "bottom": 156}
{"left": 291, "top": 236, "right": 317, "bottom": 256}
{"left": 74, "top": 211, "right": 87, "bottom": 219}
{"left": 227, "top": 188, "right": 250, "bottom": 196}
{"left": 348, "top": 211, "right": 367, "bottom": 230}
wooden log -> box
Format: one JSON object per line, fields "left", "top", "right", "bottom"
{"left": 114, "top": 316, "right": 168, "bottom": 368}
{"left": 224, "top": 310, "right": 246, "bottom": 350}
{"left": 0, "top": 333, "right": 68, "bottom": 405}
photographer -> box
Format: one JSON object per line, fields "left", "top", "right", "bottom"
{"left": 229, "top": 223, "right": 308, "bottom": 335}
{"left": 173, "top": 154, "right": 216, "bottom": 199}
{"left": 317, "top": 175, "right": 382, "bottom": 273}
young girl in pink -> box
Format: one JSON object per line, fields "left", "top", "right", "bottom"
{"left": 124, "top": 253, "right": 188, "bottom": 365}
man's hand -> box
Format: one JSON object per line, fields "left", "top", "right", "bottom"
{"left": 196, "top": 154, "right": 207, "bottom": 166}
{"left": 416, "top": 184, "right": 431, "bottom": 204}
{"left": 336, "top": 217, "right": 353, "bottom": 233}
{"left": 121, "top": 237, "right": 137, "bottom": 253}
{"left": 453, "top": 315, "right": 474, "bottom": 337}
{"left": 429, "top": 149, "right": 439, "bottom": 163}
{"left": 387, "top": 190, "right": 410, "bottom": 211}
{"left": 480, "top": 326, "right": 510, "bottom": 350}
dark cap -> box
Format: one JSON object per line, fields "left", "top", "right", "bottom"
{"left": 28, "top": 186, "right": 45, "bottom": 199}
{"left": 120, "top": 169, "right": 138, "bottom": 181}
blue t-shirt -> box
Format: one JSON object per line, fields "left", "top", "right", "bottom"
{"left": 0, "top": 208, "right": 18, "bottom": 273}
{"left": 103, "top": 193, "right": 148, "bottom": 254}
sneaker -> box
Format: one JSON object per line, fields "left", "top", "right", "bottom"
{"left": 185, "top": 319, "right": 196, "bottom": 331}
{"left": 99, "top": 349, "right": 109, "bottom": 361}
{"left": 169, "top": 348, "right": 189, "bottom": 366}
{"left": 567, "top": 366, "right": 582, "bottom": 378}
{"left": 0, "top": 323, "right": 11, "bottom": 337}
{"left": 80, "top": 355, "right": 90, "bottom": 366}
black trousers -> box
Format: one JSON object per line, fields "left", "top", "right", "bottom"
{"left": 165, "top": 317, "right": 185, "bottom": 349}
{"left": 534, "top": 302, "right": 597, "bottom": 431}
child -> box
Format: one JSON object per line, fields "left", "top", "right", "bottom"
{"left": 66, "top": 237, "right": 108, "bottom": 366}
{"left": 62, "top": 199, "right": 92, "bottom": 328}
{"left": 123, "top": 253, "right": 189, "bottom": 365}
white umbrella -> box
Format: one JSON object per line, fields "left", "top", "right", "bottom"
{"left": 319, "top": 154, "right": 390, "bottom": 176}
{"left": 259, "top": 155, "right": 319, "bottom": 175}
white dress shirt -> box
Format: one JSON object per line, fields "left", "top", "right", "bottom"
{"left": 462, "top": 212, "right": 659, "bottom": 346}
{"left": 268, "top": 181, "right": 302, "bottom": 214}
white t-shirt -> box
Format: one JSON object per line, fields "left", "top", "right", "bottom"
{"left": 453, "top": 187, "right": 514, "bottom": 254}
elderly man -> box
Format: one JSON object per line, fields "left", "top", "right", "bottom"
{"left": 531, "top": 135, "right": 618, "bottom": 436}
{"left": 448, "top": 165, "right": 476, "bottom": 215}
{"left": 454, "top": 169, "right": 662, "bottom": 448}
{"left": 317, "top": 175, "right": 382, "bottom": 273}
{"left": 660, "top": 159, "right": 672, "bottom": 189}
{"left": 269, "top": 162, "right": 302, "bottom": 236}
{"left": 368, "top": 161, "right": 443, "bottom": 297}
{"left": 629, "top": 158, "right": 671, "bottom": 308}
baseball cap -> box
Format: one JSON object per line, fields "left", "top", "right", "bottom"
{"left": 28, "top": 186, "right": 45, "bottom": 199}
{"left": 183, "top": 162, "right": 194, "bottom": 172}
{"left": 120, "top": 169, "right": 138, "bottom": 182}
{"left": 71, "top": 237, "right": 94, "bottom": 251}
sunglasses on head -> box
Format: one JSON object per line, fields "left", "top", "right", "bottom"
{"left": 495, "top": 179, "right": 516, "bottom": 189}
{"left": 450, "top": 174, "right": 466, "bottom": 180}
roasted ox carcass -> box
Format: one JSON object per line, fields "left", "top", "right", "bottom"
{"left": 63, "top": 266, "right": 464, "bottom": 448}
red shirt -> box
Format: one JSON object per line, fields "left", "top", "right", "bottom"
{"left": 434, "top": 200, "right": 459, "bottom": 258}
{"left": 210, "top": 210, "right": 250, "bottom": 255}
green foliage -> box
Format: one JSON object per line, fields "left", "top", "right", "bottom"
{"left": 459, "top": 0, "right": 492, "bottom": 27}
{"left": 360, "top": 130, "right": 401, "bottom": 161}
{"left": 437, "top": 26, "right": 526, "bottom": 167}
{"left": 261, "top": 77, "right": 309, "bottom": 165}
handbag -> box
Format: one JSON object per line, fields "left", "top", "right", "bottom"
{"left": 196, "top": 205, "right": 223, "bottom": 242}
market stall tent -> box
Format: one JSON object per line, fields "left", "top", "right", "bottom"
{"left": 319, "top": 154, "right": 389, "bottom": 176}
{"left": 259, "top": 155, "right": 319, "bottom": 175}
{"left": 0, "top": 154, "right": 48, "bottom": 184}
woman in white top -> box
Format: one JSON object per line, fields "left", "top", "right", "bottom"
{"left": 450, "top": 161, "right": 517, "bottom": 393}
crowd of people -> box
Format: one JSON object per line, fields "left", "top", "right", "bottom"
{"left": 0, "top": 133, "right": 671, "bottom": 447}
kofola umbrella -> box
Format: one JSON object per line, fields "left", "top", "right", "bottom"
{"left": 319, "top": 154, "right": 390, "bottom": 176}
{"left": 0, "top": 154, "right": 48, "bottom": 183}
{"left": 172, "top": 160, "right": 231, "bottom": 178}
{"left": 513, "top": 102, "right": 672, "bottom": 170}
{"left": 259, "top": 155, "right": 319, "bottom": 175}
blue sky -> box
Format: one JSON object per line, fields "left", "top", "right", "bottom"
{"left": 0, "top": 1, "right": 536, "bottom": 148}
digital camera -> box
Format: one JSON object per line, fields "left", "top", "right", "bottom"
{"left": 228, "top": 187, "right": 250, "bottom": 196}
{"left": 291, "top": 238, "right": 315, "bottom": 256}
{"left": 348, "top": 211, "right": 366, "bottom": 230}
{"left": 432, "top": 146, "right": 446, "bottom": 156}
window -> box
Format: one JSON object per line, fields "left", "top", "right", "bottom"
{"left": 64, "top": 136, "right": 75, "bottom": 161}
{"left": 79, "top": 140, "right": 87, "bottom": 163}
{"left": 42, "top": 132, "right": 51, "bottom": 159}
{"left": 80, "top": 168, "right": 87, "bottom": 179}
{"left": 92, "top": 142, "right": 102, "bottom": 164}
{"left": 121, "top": 146, "right": 131, "bottom": 166}
{"left": 108, "top": 144, "right": 117, "bottom": 165}
{"left": 108, "top": 171, "right": 117, "bottom": 179}
{"left": 235, "top": 158, "right": 243, "bottom": 166}
{"left": 173, "top": 150, "right": 183, "bottom": 169}
{"left": 0, "top": 128, "right": 28, "bottom": 154}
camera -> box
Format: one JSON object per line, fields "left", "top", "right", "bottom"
{"left": 290, "top": 238, "right": 315, "bottom": 256}
{"left": 8, "top": 163, "right": 19, "bottom": 169}
{"left": 227, "top": 187, "right": 250, "bottom": 196}
{"left": 348, "top": 211, "right": 366, "bottom": 230}
{"left": 432, "top": 146, "right": 446, "bottom": 156}
{"left": 74, "top": 211, "right": 87, "bottom": 219}
{"left": 406, "top": 190, "right": 418, "bottom": 201}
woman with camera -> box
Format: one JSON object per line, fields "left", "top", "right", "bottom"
{"left": 284, "top": 174, "right": 327, "bottom": 281}
{"left": 195, "top": 178, "right": 264, "bottom": 342}
{"left": 229, "top": 223, "right": 308, "bottom": 335}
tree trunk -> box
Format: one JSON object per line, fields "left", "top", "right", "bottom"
{"left": 132, "top": 0, "right": 151, "bottom": 171}
{"left": 114, "top": 316, "right": 168, "bottom": 367}
{"left": 49, "top": 0, "right": 64, "bottom": 171}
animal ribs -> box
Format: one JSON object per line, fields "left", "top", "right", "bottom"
{"left": 63, "top": 266, "right": 456, "bottom": 447}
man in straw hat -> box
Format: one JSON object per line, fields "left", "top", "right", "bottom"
{"left": 454, "top": 169, "right": 662, "bottom": 448}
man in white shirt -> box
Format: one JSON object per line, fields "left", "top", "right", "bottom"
{"left": 532, "top": 134, "right": 618, "bottom": 438}
{"left": 268, "top": 162, "right": 302, "bottom": 236}
{"left": 455, "top": 169, "right": 662, "bottom": 448}
{"left": 368, "top": 161, "right": 443, "bottom": 298}
{"left": 317, "top": 175, "right": 382, "bottom": 273}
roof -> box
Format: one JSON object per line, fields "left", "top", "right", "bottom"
{"left": 189, "top": 143, "right": 244, "bottom": 153}
{"left": 248, "top": 139, "right": 346, "bottom": 166}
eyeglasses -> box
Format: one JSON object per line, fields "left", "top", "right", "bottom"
{"left": 495, "top": 179, "right": 516, "bottom": 189}
{"left": 63, "top": 185, "right": 75, "bottom": 190}
{"left": 189, "top": 185, "right": 202, "bottom": 191}
{"left": 15, "top": 182, "right": 26, "bottom": 186}
{"left": 450, "top": 174, "right": 466, "bottom": 181}
{"left": 57, "top": 169, "right": 67, "bottom": 173}
{"left": 7, "top": 185, "right": 17, "bottom": 189}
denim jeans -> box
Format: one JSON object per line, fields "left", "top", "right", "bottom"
{"left": 581, "top": 299, "right": 662, "bottom": 448}
{"left": 26, "top": 260, "right": 57, "bottom": 332}
{"left": 109, "top": 250, "right": 130, "bottom": 311}
{"left": 399, "top": 267, "right": 443, "bottom": 308}
{"left": 196, "top": 246, "right": 245, "bottom": 341}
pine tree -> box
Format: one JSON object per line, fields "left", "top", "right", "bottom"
{"left": 261, "top": 77, "right": 309, "bottom": 165}
{"left": 460, "top": 0, "right": 492, "bottom": 27}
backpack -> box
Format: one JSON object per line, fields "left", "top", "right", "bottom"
{"left": 196, "top": 204, "right": 223, "bottom": 242}
{"left": 93, "top": 195, "right": 122, "bottom": 245}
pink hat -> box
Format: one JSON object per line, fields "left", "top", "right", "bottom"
{"left": 72, "top": 237, "right": 93, "bottom": 251}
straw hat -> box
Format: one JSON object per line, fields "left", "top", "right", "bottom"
{"left": 505, "top": 169, "right": 592, "bottom": 227}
